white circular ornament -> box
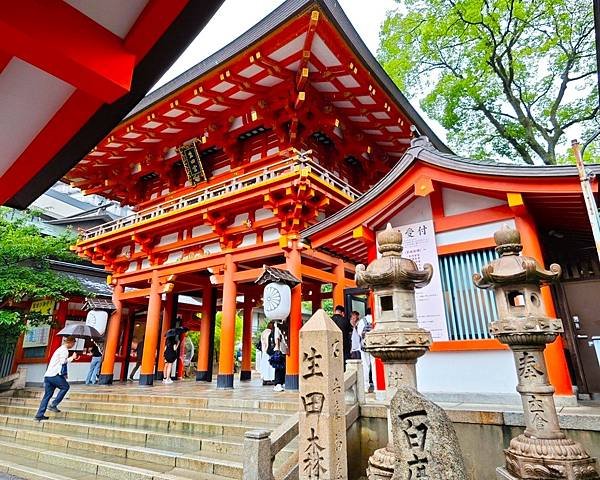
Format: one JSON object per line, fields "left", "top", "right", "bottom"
{"left": 85, "top": 309, "right": 108, "bottom": 335}
{"left": 263, "top": 282, "right": 291, "bottom": 320}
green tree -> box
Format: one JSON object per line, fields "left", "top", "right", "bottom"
{"left": 379, "top": 0, "right": 597, "bottom": 165}
{"left": 0, "top": 209, "right": 87, "bottom": 354}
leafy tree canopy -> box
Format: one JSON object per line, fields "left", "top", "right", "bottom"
{"left": 0, "top": 208, "right": 87, "bottom": 352}
{"left": 379, "top": 0, "right": 597, "bottom": 164}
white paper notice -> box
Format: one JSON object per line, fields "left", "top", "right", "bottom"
{"left": 397, "top": 220, "right": 449, "bottom": 341}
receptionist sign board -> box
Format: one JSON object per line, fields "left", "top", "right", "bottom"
{"left": 396, "top": 220, "right": 449, "bottom": 341}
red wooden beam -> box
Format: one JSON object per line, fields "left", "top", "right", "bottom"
{"left": 0, "top": 0, "right": 135, "bottom": 103}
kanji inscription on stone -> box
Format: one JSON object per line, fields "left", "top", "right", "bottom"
{"left": 302, "top": 392, "right": 325, "bottom": 415}
{"left": 303, "top": 428, "right": 327, "bottom": 478}
{"left": 518, "top": 351, "right": 544, "bottom": 379}
{"left": 299, "top": 309, "right": 348, "bottom": 480}
{"left": 302, "top": 347, "right": 323, "bottom": 379}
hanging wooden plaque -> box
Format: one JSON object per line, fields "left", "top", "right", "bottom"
{"left": 178, "top": 142, "right": 207, "bottom": 185}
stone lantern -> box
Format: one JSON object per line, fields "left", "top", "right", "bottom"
{"left": 473, "top": 226, "right": 598, "bottom": 480}
{"left": 355, "top": 224, "right": 434, "bottom": 479}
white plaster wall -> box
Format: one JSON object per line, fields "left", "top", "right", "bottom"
{"left": 417, "top": 350, "right": 517, "bottom": 394}
{"left": 24, "top": 363, "right": 47, "bottom": 385}
{"left": 435, "top": 218, "right": 516, "bottom": 246}
{"left": 442, "top": 188, "right": 506, "bottom": 216}
{"left": 157, "top": 232, "right": 178, "bottom": 246}
{"left": 387, "top": 196, "right": 432, "bottom": 227}
{"left": 263, "top": 228, "right": 280, "bottom": 242}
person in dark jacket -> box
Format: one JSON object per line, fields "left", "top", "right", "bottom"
{"left": 84, "top": 340, "right": 103, "bottom": 385}
{"left": 331, "top": 305, "right": 351, "bottom": 366}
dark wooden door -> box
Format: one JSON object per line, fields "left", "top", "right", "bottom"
{"left": 563, "top": 280, "right": 600, "bottom": 395}
{"left": 344, "top": 288, "right": 369, "bottom": 318}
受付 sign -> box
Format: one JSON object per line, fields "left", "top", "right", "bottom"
{"left": 397, "top": 220, "right": 449, "bottom": 341}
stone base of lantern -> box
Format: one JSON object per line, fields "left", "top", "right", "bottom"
{"left": 366, "top": 446, "right": 395, "bottom": 480}
{"left": 497, "top": 467, "right": 518, "bottom": 479}
{"left": 501, "top": 434, "right": 599, "bottom": 479}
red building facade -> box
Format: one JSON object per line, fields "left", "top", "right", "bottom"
{"left": 66, "top": 0, "right": 445, "bottom": 389}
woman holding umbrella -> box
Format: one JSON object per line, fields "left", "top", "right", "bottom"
{"left": 163, "top": 327, "right": 185, "bottom": 384}
{"left": 84, "top": 339, "right": 103, "bottom": 385}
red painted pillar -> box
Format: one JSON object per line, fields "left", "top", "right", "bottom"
{"left": 240, "top": 298, "right": 253, "bottom": 381}
{"left": 515, "top": 214, "right": 573, "bottom": 396}
{"left": 217, "top": 255, "right": 237, "bottom": 388}
{"left": 100, "top": 284, "right": 123, "bottom": 384}
{"left": 333, "top": 260, "right": 345, "bottom": 309}
{"left": 139, "top": 270, "right": 162, "bottom": 386}
{"left": 197, "top": 286, "right": 213, "bottom": 381}
{"left": 285, "top": 245, "right": 302, "bottom": 390}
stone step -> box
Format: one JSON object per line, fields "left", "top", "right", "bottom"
{"left": 0, "top": 396, "right": 291, "bottom": 425}
{"left": 0, "top": 404, "right": 274, "bottom": 437}
{"left": 0, "top": 437, "right": 243, "bottom": 480}
{"left": 0, "top": 421, "right": 245, "bottom": 462}
{"left": 0, "top": 451, "right": 110, "bottom": 480}
{"left": 15, "top": 388, "right": 298, "bottom": 412}
{"left": 0, "top": 413, "right": 239, "bottom": 452}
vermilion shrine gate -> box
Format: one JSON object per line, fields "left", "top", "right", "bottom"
{"left": 67, "top": 0, "right": 445, "bottom": 389}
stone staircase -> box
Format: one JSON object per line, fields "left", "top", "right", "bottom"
{"left": 0, "top": 385, "right": 298, "bottom": 480}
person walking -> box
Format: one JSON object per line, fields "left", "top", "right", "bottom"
{"left": 259, "top": 321, "right": 276, "bottom": 385}
{"left": 272, "top": 322, "right": 288, "bottom": 392}
{"left": 163, "top": 336, "right": 179, "bottom": 384}
{"left": 84, "top": 340, "right": 102, "bottom": 385}
{"left": 35, "top": 336, "right": 78, "bottom": 421}
{"left": 358, "top": 307, "right": 377, "bottom": 393}
{"left": 129, "top": 338, "right": 144, "bottom": 381}
{"left": 349, "top": 311, "right": 362, "bottom": 360}
{"left": 331, "top": 305, "right": 351, "bottom": 366}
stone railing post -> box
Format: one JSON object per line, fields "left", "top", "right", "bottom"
{"left": 243, "top": 429, "right": 273, "bottom": 480}
{"left": 346, "top": 358, "right": 366, "bottom": 406}
{"left": 474, "top": 226, "right": 598, "bottom": 480}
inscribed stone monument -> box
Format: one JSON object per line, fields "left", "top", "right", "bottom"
{"left": 390, "top": 386, "right": 467, "bottom": 480}
{"left": 299, "top": 309, "right": 348, "bottom": 480}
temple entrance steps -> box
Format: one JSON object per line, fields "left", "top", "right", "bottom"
{"left": 0, "top": 383, "right": 298, "bottom": 480}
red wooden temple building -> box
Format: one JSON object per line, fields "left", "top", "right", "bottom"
{"left": 66, "top": 0, "right": 446, "bottom": 389}
{"left": 301, "top": 136, "right": 600, "bottom": 400}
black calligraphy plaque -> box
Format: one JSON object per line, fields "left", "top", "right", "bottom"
{"left": 178, "top": 142, "right": 207, "bottom": 186}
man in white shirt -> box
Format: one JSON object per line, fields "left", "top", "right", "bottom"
{"left": 35, "top": 336, "right": 78, "bottom": 421}
{"left": 349, "top": 311, "right": 362, "bottom": 360}
{"left": 357, "top": 308, "right": 377, "bottom": 393}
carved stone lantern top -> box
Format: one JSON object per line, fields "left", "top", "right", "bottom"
{"left": 473, "top": 225, "right": 561, "bottom": 289}
{"left": 356, "top": 224, "right": 433, "bottom": 289}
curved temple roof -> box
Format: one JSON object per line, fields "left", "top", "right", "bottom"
{"left": 64, "top": 0, "right": 450, "bottom": 205}
{"left": 126, "top": 0, "right": 447, "bottom": 151}
{"left": 301, "top": 136, "right": 600, "bottom": 248}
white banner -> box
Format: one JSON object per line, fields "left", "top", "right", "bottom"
{"left": 396, "top": 220, "right": 449, "bottom": 341}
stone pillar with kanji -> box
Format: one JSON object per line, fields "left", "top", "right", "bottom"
{"left": 474, "top": 226, "right": 599, "bottom": 480}
{"left": 299, "top": 309, "right": 348, "bottom": 480}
